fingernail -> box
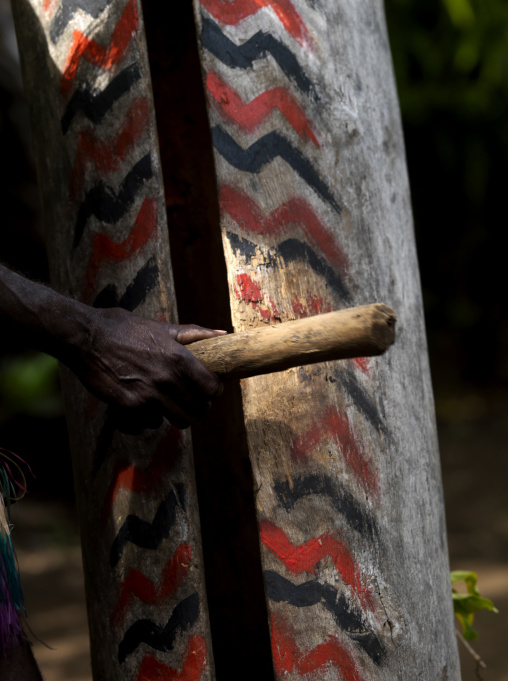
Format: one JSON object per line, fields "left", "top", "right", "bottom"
{"left": 214, "top": 383, "right": 224, "bottom": 398}
{"left": 214, "top": 330, "right": 228, "bottom": 335}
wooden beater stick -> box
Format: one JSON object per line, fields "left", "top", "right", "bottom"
{"left": 187, "top": 303, "right": 396, "bottom": 380}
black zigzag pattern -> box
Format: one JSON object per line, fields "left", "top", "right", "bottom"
{"left": 226, "top": 232, "right": 351, "bottom": 302}
{"left": 50, "top": 0, "right": 114, "bottom": 43}
{"left": 92, "top": 256, "right": 159, "bottom": 312}
{"left": 340, "top": 367, "right": 387, "bottom": 434}
{"left": 73, "top": 154, "right": 152, "bottom": 248}
{"left": 110, "top": 483, "right": 186, "bottom": 567}
{"left": 61, "top": 62, "right": 142, "bottom": 135}
{"left": 201, "top": 18, "right": 317, "bottom": 99}
{"left": 264, "top": 571, "right": 386, "bottom": 664}
{"left": 118, "top": 592, "right": 200, "bottom": 663}
{"left": 277, "top": 239, "right": 351, "bottom": 302}
{"left": 212, "top": 126, "right": 342, "bottom": 216}
{"left": 274, "top": 473, "right": 378, "bottom": 540}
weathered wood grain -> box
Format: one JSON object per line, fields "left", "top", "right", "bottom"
{"left": 11, "top": 1, "right": 215, "bottom": 679}
{"left": 192, "top": 0, "right": 461, "bottom": 679}
{"left": 188, "top": 303, "right": 396, "bottom": 379}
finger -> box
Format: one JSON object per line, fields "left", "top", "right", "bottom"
{"left": 174, "top": 325, "right": 228, "bottom": 345}
{"left": 176, "top": 349, "right": 222, "bottom": 402}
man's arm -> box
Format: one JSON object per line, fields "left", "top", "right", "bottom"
{"left": 0, "top": 264, "right": 225, "bottom": 428}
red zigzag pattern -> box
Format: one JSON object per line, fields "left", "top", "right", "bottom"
{"left": 83, "top": 196, "right": 157, "bottom": 302}
{"left": 291, "top": 406, "right": 380, "bottom": 496}
{"left": 271, "top": 613, "right": 365, "bottom": 681}
{"left": 102, "top": 426, "right": 182, "bottom": 519}
{"left": 260, "top": 520, "right": 373, "bottom": 609}
{"left": 111, "top": 543, "right": 191, "bottom": 627}
{"left": 136, "top": 634, "right": 207, "bottom": 681}
{"left": 200, "top": 0, "right": 312, "bottom": 48}
{"left": 206, "top": 71, "right": 318, "bottom": 146}
{"left": 61, "top": 0, "right": 139, "bottom": 95}
{"left": 71, "top": 97, "right": 150, "bottom": 197}
{"left": 220, "top": 184, "right": 349, "bottom": 273}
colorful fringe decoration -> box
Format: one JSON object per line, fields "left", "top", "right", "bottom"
{"left": 0, "top": 448, "right": 29, "bottom": 656}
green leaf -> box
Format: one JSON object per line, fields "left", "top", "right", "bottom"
{"left": 451, "top": 571, "right": 499, "bottom": 640}
{"left": 451, "top": 570, "right": 479, "bottom": 593}
{"left": 0, "top": 353, "right": 62, "bottom": 418}
{"left": 454, "top": 611, "right": 478, "bottom": 640}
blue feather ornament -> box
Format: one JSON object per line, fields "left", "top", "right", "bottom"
{"left": 0, "top": 449, "right": 28, "bottom": 656}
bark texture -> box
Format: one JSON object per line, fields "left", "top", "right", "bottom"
{"left": 192, "top": 0, "right": 460, "bottom": 679}
{"left": 11, "top": 1, "right": 215, "bottom": 679}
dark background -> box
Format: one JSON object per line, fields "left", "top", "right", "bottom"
{"left": 1, "top": 0, "right": 506, "bottom": 679}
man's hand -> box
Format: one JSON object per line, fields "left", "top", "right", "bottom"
{"left": 71, "top": 307, "right": 225, "bottom": 430}
{"left": 1, "top": 264, "right": 226, "bottom": 430}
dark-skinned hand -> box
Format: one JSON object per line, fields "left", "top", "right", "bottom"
{"left": 67, "top": 307, "right": 226, "bottom": 431}
{"left": 0, "top": 265, "right": 225, "bottom": 430}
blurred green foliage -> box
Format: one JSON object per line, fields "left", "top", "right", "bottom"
{"left": 387, "top": 0, "right": 508, "bottom": 120}
{"left": 0, "top": 352, "right": 62, "bottom": 423}
{"left": 385, "top": 0, "right": 508, "bottom": 390}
